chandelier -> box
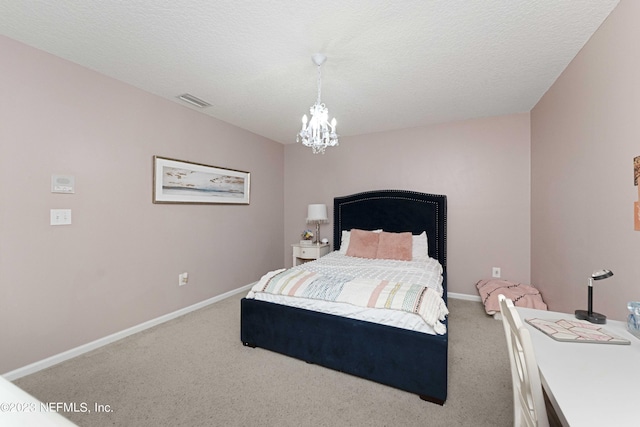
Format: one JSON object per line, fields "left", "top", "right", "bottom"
{"left": 296, "top": 53, "right": 339, "bottom": 154}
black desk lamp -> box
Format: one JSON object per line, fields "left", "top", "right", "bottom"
{"left": 575, "top": 269, "right": 613, "bottom": 324}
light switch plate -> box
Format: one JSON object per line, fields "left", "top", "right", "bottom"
{"left": 50, "top": 209, "right": 72, "bottom": 225}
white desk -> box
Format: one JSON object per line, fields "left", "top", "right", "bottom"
{"left": 0, "top": 375, "right": 77, "bottom": 426}
{"left": 517, "top": 307, "right": 640, "bottom": 427}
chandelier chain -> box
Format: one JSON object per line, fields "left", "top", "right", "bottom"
{"left": 316, "top": 64, "right": 322, "bottom": 105}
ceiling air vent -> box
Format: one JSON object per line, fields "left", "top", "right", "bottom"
{"left": 177, "top": 93, "right": 211, "bottom": 108}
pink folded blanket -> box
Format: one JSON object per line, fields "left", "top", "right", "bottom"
{"left": 476, "top": 279, "right": 547, "bottom": 315}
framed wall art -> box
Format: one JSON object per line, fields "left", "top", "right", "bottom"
{"left": 153, "top": 156, "right": 250, "bottom": 204}
{"left": 635, "top": 155, "right": 640, "bottom": 231}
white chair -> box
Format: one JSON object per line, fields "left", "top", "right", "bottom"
{"left": 498, "top": 294, "right": 549, "bottom": 427}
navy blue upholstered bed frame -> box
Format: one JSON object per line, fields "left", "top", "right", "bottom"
{"left": 241, "top": 189, "right": 448, "bottom": 404}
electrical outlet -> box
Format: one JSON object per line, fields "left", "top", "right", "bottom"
{"left": 492, "top": 267, "right": 501, "bottom": 278}
{"left": 178, "top": 272, "right": 189, "bottom": 286}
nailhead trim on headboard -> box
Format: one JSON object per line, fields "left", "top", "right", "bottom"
{"left": 333, "top": 190, "right": 447, "bottom": 268}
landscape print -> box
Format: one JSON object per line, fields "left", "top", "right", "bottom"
{"left": 162, "top": 167, "right": 245, "bottom": 198}
{"left": 153, "top": 156, "right": 250, "bottom": 204}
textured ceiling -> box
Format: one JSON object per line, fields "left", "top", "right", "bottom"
{"left": 0, "top": 1, "right": 620, "bottom": 144}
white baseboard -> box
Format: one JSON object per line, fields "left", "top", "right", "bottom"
{"left": 3, "top": 283, "right": 255, "bottom": 381}
{"left": 447, "top": 292, "right": 481, "bottom": 302}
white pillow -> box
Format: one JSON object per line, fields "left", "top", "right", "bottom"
{"left": 412, "top": 231, "right": 429, "bottom": 259}
{"left": 338, "top": 230, "right": 351, "bottom": 254}
{"left": 339, "top": 229, "right": 382, "bottom": 254}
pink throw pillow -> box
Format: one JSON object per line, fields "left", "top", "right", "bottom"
{"left": 376, "top": 231, "right": 412, "bottom": 261}
{"left": 345, "top": 229, "right": 380, "bottom": 259}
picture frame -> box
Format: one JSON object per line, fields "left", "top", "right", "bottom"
{"left": 153, "top": 156, "right": 250, "bottom": 205}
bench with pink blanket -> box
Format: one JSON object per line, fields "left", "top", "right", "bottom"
{"left": 476, "top": 279, "right": 547, "bottom": 315}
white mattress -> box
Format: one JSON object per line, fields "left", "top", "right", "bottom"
{"left": 248, "top": 252, "right": 446, "bottom": 335}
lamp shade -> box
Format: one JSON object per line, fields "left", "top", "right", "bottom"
{"left": 307, "top": 204, "right": 328, "bottom": 222}
{"left": 592, "top": 269, "right": 613, "bottom": 280}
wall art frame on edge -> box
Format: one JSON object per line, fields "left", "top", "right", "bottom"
{"left": 153, "top": 156, "right": 250, "bottom": 205}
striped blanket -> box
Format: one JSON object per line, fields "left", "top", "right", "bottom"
{"left": 250, "top": 268, "right": 448, "bottom": 334}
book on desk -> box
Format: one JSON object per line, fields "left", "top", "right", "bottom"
{"left": 525, "top": 318, "right": 631, "bottom": 345}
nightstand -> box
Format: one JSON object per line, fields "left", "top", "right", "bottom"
{"left": 292, "top": 243, "right": 330, "bottom": 266}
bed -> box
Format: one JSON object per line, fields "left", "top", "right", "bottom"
{"left": 240, "top": 189, "right": 448, "bottom": 404}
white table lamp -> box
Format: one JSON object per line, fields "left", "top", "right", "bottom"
{"left": 306, "top": 204, "right": 328, "bottom": 244}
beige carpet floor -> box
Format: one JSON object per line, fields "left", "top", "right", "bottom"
{"left": 14, "top": 293, "right": 513, "bottom": 426}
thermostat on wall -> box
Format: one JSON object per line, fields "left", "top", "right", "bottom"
{"left": 51, "top": 175, "right": 75, "bottom": 194}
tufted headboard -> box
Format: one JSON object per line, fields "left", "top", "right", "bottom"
{"left": 333, "top": 189, "right": 447, "bottom": 269}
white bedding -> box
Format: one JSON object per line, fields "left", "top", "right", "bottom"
{"left": 247, "top": 251, "right": 447, "bottom": 335}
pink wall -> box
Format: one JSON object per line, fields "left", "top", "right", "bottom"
{"left": 0, "top": 36, "right": 284, "bottom": 374}
{"left": 15, "top": 0, "right": 635, "bottom": 371}
{"left": 531, "top": 0, "right": 640, "bottom": 321}
{"left": 284, "top": 113, "right": 531, "bottom": 295}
